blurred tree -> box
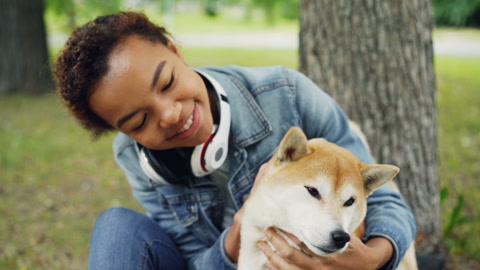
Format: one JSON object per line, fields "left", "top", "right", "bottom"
{"left": 161, "top": 0, "right": 176, "bottom": 31}
{"left": 467, "top": 8, "right": 480, "bottom": 27}
{"left": 299, "top": 0, "right": 441, "bottom": 254}
{"left": 47, "top": 0, "right": 76, "bottom": 30}
{"left": 46, "top": 0, "right": 123, "bottom": 31}
{"left": 0, "top": 0, "right": 53, "bottom": 94}
{"left": 281, "top": 0, "right": 298, "bottom": 20}
{"left": 249, "top": 0, "right": 299, "bottom": 23}
{"left": 252, "top": 0, "right": 277, "bottom": 25}
{"left": 203, "top": 0, "right": 220, "bottom": 17}
{"left": 433, "top": 0, "right": 480, "bottom": 27}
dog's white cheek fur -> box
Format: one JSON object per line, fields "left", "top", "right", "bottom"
{"left": 339, "top": 183, "right": 367, "bottom": 233}
{"left": 274, "top": 181, "right": 343, "bottom": 255}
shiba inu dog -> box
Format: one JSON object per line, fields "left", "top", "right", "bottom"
{"left": 238, "top": 126, "right": 417, "bottom": 270}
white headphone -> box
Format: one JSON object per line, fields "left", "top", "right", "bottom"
{"left": 136, "top": 69, "right": 231, "bottom": 184}
{"left": 190, "top": 69, "right": 231, "bottom": 177}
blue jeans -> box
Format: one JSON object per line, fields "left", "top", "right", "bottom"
{"left": 88, "top": 207, "right": 187, "bottom": 270}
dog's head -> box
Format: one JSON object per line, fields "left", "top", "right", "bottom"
{"left": 261, "top": 127, "right": 399, "bottom": 256}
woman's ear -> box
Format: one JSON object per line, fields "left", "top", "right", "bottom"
{"left": 166, "top": 38, "right": 184, "bottom": 59}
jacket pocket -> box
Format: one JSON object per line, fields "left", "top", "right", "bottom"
{"left": 162, "top": 187, "right": 222, "bottom": 246}
{"left": 164, "top": 193, "right": 199, "bottom": 227}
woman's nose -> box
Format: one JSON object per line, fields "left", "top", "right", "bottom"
{"left": 157, "top": 101, "right": 181, "bottom": 128}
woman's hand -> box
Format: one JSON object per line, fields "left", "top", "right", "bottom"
{"left": 224, "top": 160, "right": 274, "bottom": 262}
{"left": 257, "top": 228, "right": 394, "bottom": 270}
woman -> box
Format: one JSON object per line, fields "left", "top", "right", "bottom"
{"left": 54, "top": 11, "right": 416, "bottom": 270}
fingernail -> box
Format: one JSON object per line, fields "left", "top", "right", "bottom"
{"left": 257, "top": 242, "right": 265, "bottom": 251}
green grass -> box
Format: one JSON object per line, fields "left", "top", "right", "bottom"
{"left": 183, "top": 48, "right": 298, "bottom": 68}
{"left": 2, "top": 48, "right": 480, "bottom": 269}
{"left": 0, "top": 95, "right": 143, "bottom": 269}
{"left": 436, "top": 56, "right": 480, "bottom": 260}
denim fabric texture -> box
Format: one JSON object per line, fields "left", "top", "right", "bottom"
{"left": 108, "top": 65, "right": 416, "bottom": 270}
{"left": 89, "top": 207, "right": 187, "bottom": 270}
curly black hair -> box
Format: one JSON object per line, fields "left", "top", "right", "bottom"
{"left": 53, "top": 11, "right": 172, "bottom": 139}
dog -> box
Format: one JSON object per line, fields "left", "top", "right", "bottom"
{"left": 237, "top": 126, "right": 418, "bottom": 270}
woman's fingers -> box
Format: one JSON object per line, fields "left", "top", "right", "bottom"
{"left": 257, "top": 241, "right": 301, "bottom": 270}
{"left": 263, "top": 228, "right": 311, "bottom": 268}
{"left": 276, "top": 229, "right": 314, "bottom": 256}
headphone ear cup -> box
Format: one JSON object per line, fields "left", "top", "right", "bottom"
{"left": 203, "top": 139, "right": 228, "bottom": 172}
{"left": 191, "top": 128, "right": 215, "bottom": 177}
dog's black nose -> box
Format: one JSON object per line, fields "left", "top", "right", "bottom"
{"left": 331, "top": 230, "right": 350, "bottom": 249}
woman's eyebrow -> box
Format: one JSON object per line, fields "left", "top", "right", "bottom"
{"left": 151, "top": 60, "right": 167, "bottom": 91}
{"left": 117, "top": 109, "right": 141, "bottom": 129}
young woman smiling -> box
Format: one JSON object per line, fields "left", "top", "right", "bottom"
{"left": 54, "top": 11, "right": 416, "bottom": 270}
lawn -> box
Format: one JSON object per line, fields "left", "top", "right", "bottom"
{"left": 435, "top": 56, "right": 480, "bottom": 264}
{"left": 1, "top": 49, "right": 479, "bottom": 270}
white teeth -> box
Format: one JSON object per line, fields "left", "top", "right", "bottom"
{"left": 177, "top": 114, "right": 193, "bottom": 134}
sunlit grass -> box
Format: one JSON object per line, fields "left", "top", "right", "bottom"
{"left": 183, "top": 47, "right": 298, "bottom": 68}
{"left": 434, "top": 28, "right": 480, "bottom": 40}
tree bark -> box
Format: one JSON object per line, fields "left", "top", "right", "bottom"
{"left": 0, "top": 0, "right": 53, "bottom": 94}
{"left": 299, "top": 0, "right": 440, "bottom": 252}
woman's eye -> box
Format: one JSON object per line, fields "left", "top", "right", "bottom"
{"left": 133, "top": 114, "right": 147, "bottom": 131}
{"left": 161, "top": 75, "right": 175, "bottom": 91}
{"left": 305, "top": 186, "right": 321, "bottom": 200}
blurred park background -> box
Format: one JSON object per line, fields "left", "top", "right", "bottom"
{"left": 1, "top": 0, "right": 480, "bottom": 269}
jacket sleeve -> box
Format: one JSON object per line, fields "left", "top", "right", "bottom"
{"left": 289, "top": 68, "right": 416, "bottom": 269}
{"left": 112, "top": 134, "right": 237, "bottom": 270}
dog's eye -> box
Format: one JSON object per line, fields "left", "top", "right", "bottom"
{"left": 305, "top": 186, "right": 321, "bottom": 200}
{"left": 344, "top": 197, "right": 355, "bottom": 207}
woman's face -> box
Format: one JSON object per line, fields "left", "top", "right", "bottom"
{"left": 89, "top": 35, "right": 214, "bottom": 150}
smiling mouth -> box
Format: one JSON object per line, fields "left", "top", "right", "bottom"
{"left": 176, "top": 113, "right": 194, "bottom": 135}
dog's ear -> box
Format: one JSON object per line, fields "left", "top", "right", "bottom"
{"left": 275, "top": 127, "right": 309, "bottom": 165}
{"left": 361, "top": 164, "right": 400, "bottom": 195}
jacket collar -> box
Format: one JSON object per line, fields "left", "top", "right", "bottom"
{"left": 198, "top": 67, "right": 272, "bottom": 148}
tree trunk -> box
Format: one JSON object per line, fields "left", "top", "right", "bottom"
{"left": 299, "top": 0, "right": 440, "bottom": 253}
{"left": 0, "top": 0, "right": 53, "bottom": 94}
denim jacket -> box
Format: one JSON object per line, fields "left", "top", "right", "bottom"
{"left": 113, "top": 65, "right": 416, "bottom": 270}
